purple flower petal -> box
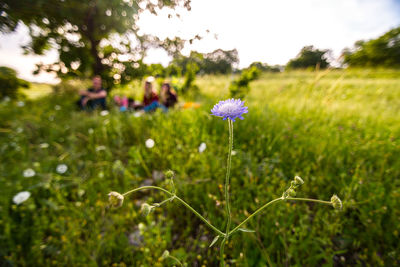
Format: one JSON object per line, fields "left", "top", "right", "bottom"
{"left": 211, "top": 98, "right": 248, "bottom": 121}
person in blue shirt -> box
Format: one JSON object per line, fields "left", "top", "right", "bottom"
{"left": 78, "top": 75, "right": 107, "bottom": 110}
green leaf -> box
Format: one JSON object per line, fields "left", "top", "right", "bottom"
{"left": 209, "top": 235, "right": 220, "bottom": 247}
{"left": 238, "top": 228, "right": 256, "bottom": 233}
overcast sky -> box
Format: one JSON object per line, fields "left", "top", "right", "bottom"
{"left": 1, "top": 0, "right": 399, "bottom": 83}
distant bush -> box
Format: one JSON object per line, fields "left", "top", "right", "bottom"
{"left": 229, "top": 66, "right": 260, "bottom": 99}
{"left": 286, "top": 46, "right": 330, "bottom": 70}
{"left": 0, "top": 66, "right": 30, "bottom": 99}
{"left": 249, "top": 62, "right": 282, "bottom": 72}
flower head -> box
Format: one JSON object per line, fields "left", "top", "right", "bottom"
{"left": 198, "top": 142, "right": 207, "bottom": 153}
{"left": 211, "top": 99, "right": 248, "bottom": 121}
{"left": 145, "top": 138, "right": 155, "bottom": 148}
{"left": 23, "top": 168, "right": 36, "bottom": 178}
{"left": 108, "top": 191, "right": 124, "bottom": 208}
{"left": 331, "top": 194, "right": 342, "bottom": 210}
{"left": 56, "top": 164, "right": 68, "bottom": 174}
{"left": 13, "top": 191, "right": 31, "bottom": 205}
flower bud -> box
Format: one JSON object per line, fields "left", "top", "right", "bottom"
{"left": 294, "top": 176, "right": 304, "bottom": 186}
{"left": 331, "top": 194, "right": 342, "bottom": 210}
{"left": 140, "top": 203, "right": 154, "bottom": 217}
{"left": 161, "top": 250, "right": 170, "bottom": 260}
{"left": 287, "top": 189, "right": 296, "bottom": 197}
{"left": 165, "top": 170, "right": 174, "bottom": 179}
{"left": 108, "top": 191, "right": 124, "bottom": 208}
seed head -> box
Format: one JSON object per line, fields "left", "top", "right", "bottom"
{"left": 108, "top": 191, "right": 124, "bottom": 208}
{"left": 140, "top": 203, "right": 155, "bottom": 217}
{"left": 331, "top": 194, "right": 342, "bottom": 210}
{"left": 294, "top": 176, "right": 304, "bottom": 186}
{"left": 161, "top": 250, "right": 170, "bottom": 260}
{"left": 165, "top": 170, "right": 174, "bottom": 179}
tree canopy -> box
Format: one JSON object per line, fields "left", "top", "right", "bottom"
{"left": 342, "top": 26, "right": 400, "bottom": 68}
{"left": 0, "top": 0, "right": 191, "bottom": 88}
{"left": 286, "top": 46, "right": 330, "bottom": 70}
{"left": 171, "top": 49, "right": 239, "bottom": 75}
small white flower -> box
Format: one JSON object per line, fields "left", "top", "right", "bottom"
{"left": 231, "top": 150, "right": 237, "bottom": 156}
{"left": 23, "top": 168, "right": 36, "bottom": 177}
{"left": 3, "top": 96, "right": 10, "bottom": 102}
{"left": 13, "top": 191, "right": 31, "bottom": 205}
{"left": 88, "top": 128, "right": 94, "bottom": 134}
{"left": 39, "top": 143, "right": 49, "bottom": 148}
{"left": 145, "top": 139, "right": 155, "bottom": 148}
{"left": 56, "top": 164, "right": 68, "bottom": 174}
{"left": 198, "top": 142, "right": 207, "bottom": 153}
{"left": 17, "top": 101, "right": 25, "bottom": 107}
{"left": 100, "top": 110, "right": 109, "bottom": 116}
{"left": 133, "top": 112, "right": 142, "bottom": 117}
{"left": 54, "top": 105, "right": 61, "bottom": 110}
{"left": 96, "top": 145, "right": 106, "bottom": 151}
{"left": 16, "top": 127, "right": 23, "bottom": 133}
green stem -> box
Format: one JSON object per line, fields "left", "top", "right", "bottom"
{"left": 286, "top": 197, "right": 332, "bottom": 205}
{"left": 122, "top": 186, "right": 225, "bottom": 236}
{"left": 225, "top": 119, "right": 233, "bottom": 234}
{"left": 220, "top": 119, "right": 234, "bottom": 267}
{"left": 168, "top": 255, "right": 183, "bottom": 266}
{"left": 229, "top": 197, "right": 333, "bottom": 235}
{"left": 230, "top": 197, "right": 283, "bottom": 235}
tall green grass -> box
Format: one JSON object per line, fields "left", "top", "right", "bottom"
{"left": 0, "top": 69, "right": 399, "bottom": 266}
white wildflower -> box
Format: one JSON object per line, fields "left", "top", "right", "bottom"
{"left": 198, "top": 142, "right": 207, "bottom": 153}
{"left": 13, "top": 191, "right": 31, "bottom": 205}
{"left": 56, "top": 164, "right": 68, "bottom": 174}
{"left": 100, "top": 110, "right": 109, "bottom": 116}
{"left": 145, "top": 139, "right": 155, "bottom": 148}
{"left": 23, "top": 168, "right": 36, "bottom": 177}
{"left": 39, "top": 143, "right": 49, "bottom": 148}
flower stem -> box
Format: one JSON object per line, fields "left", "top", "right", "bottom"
{"left": 286, "top": 197, "right": 332, "bottom": 205}
{"left": 220, "top": 119, "right": 234, "bottom": 267}
{"left": 122, "top": 186, "right": 225, "bottom": 236}
{"left": 168, "top": 255, "right": 183, "bottom": 266}
{"left": 229, "top": 197, "right": 284, "bottom": 235}
{"left": 229, "top": 197, "right": 333, "bottom": 235}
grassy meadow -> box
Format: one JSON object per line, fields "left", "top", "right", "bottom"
{"left": 0, "top": 69, "right": 399, "bottom": 266}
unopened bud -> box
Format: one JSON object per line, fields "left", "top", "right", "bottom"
{"left": 287, "top": 189, "right": 296, "bottom": 197}
{"left": 165, "top": 170, "right": 174, "bottom": 179}
{"left": 108, "top": 191, "right": 124, "bottom": 208}
{"left": 140, "top": 203, "right": 154, "bottom": 217}
{"left": 294, "top": 176, "right": 304, "bottom": 186}
{"left": 331, "top": 194, "right": 342, "bottom": 210}
{"left": 161, "top": 250, "right": 170, "bottom": 260}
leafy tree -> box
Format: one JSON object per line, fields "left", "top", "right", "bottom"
{"left": 171, "top": 49, "right": 239, "bottom": 75}
{"left": 202, "top": 49, "right": 239, "bottom": 74}
{"left": 286, "top": 46, "right": 330, "bottom": 70}
{"left": 229, "top": 66, "right": 260, "bottom": 99}
{"left": 0, "top": 66, "right": 30, "bottom": 99}
{"left": 0, "top": 0, "right": 191, "bottom": 88}
{"left": 343, "top": 26, "right": 400, "bottom": 67}
{"left": 249, "top": 62, "right": 281, "bottom": 72}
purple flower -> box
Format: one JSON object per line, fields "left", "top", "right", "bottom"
{"left": 211, "top": 99, "right": 248, "bottom": 121}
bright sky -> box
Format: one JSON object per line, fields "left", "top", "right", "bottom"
{"left": 0, "top": 0, "right": 399, "bottom": 83}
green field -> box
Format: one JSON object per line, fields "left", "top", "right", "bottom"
{"left": 1, "top": 69, "right": 399, "bottom": 266}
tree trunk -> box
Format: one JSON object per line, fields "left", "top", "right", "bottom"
{"left": 84, "top": 5, "right": 103, "bottom": 76}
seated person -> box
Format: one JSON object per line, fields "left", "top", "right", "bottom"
{"left": 142, "top": 77, "right": 167, "bottom": 112}
{"left": 78, "top": 75, "right": 107, "bottom": 110}
{"left": 160, "top": 82, "right": 178, "bottom": 108}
